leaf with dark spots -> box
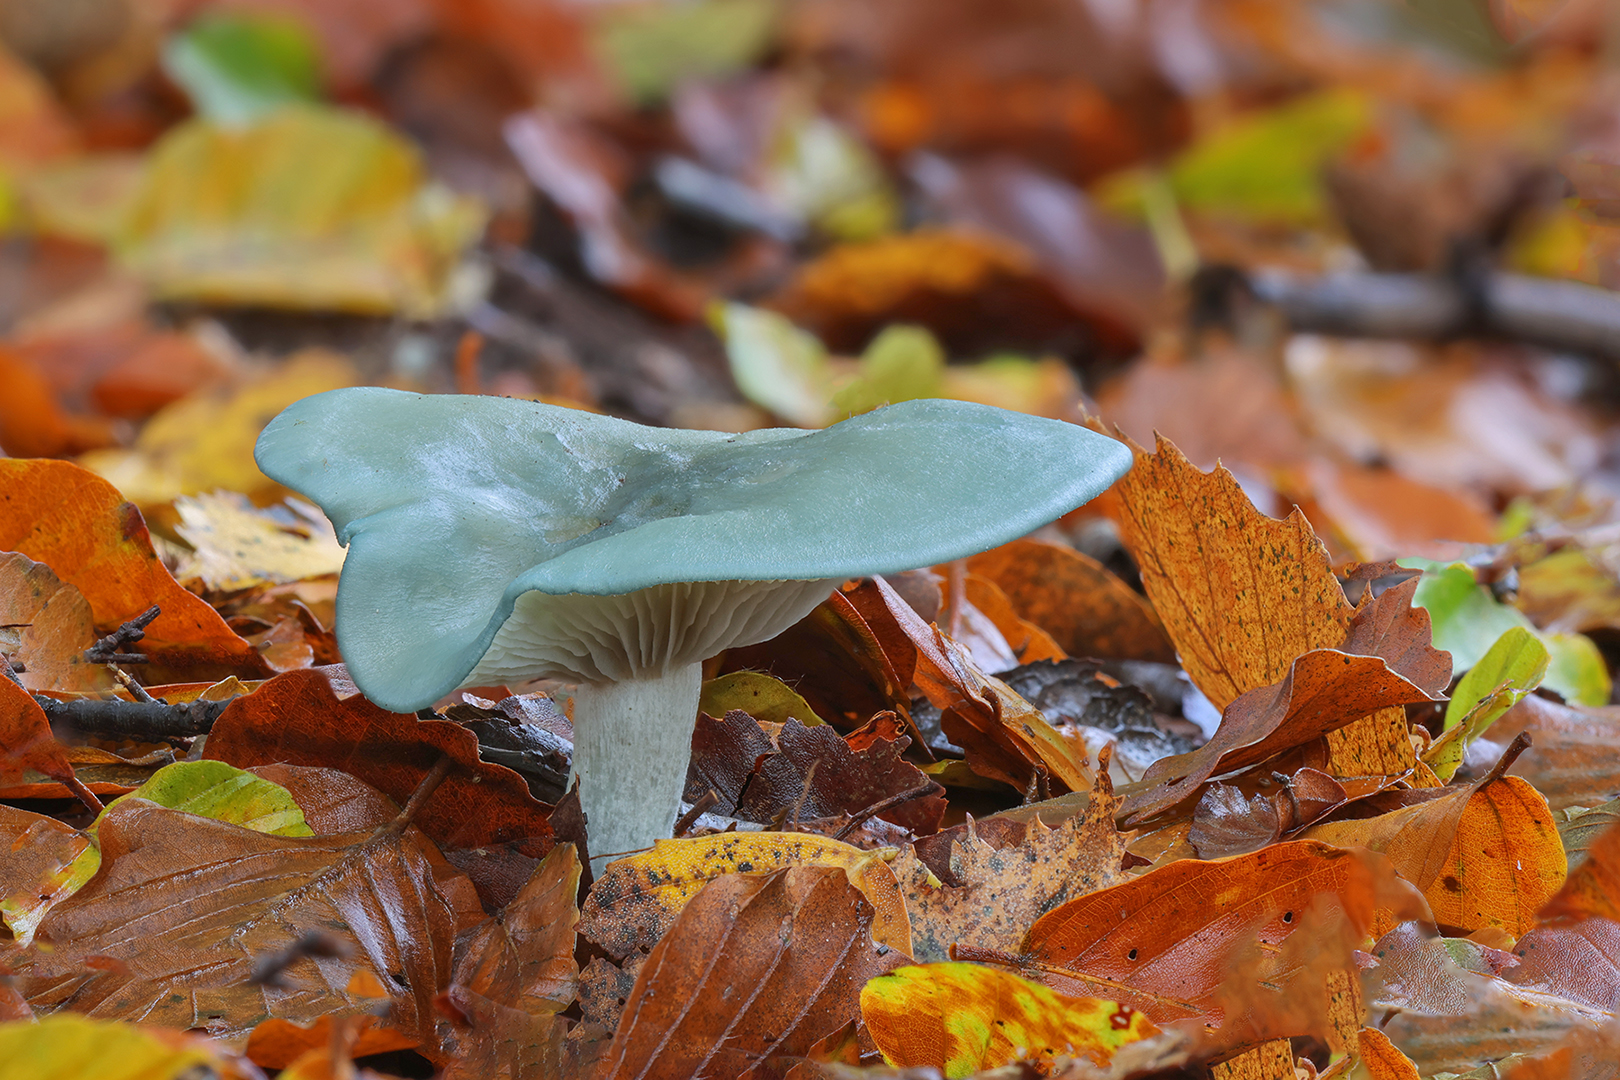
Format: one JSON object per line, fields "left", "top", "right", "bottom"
{"left": 205, "top": 667, "right": 554, "bottom": 853}
{"left": 596, "top": 865, "right": 905, "bottom": 1080}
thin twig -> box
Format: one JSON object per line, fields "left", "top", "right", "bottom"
{"left": 60, "top": 771, "right": 105, "bottom": 817}
{"left": 673, "top": 789, "right": 720, "bottom": 837}
{"left": 84, "top": 606, "right": 160, "bottom": 666}
{"left": 378, "top": 755, "right": 456, "bottom": 839}
{"left": 833, "top": 780, "right": 944, "bottom": 840}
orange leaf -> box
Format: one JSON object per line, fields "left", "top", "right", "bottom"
{"left": 1105, "top": 432, "right": 1352, "bottom": 711}
{"left": 966, "top": 538, "right": 1174, "bottom": 663}
{"left": 1022, "top": 840, "right": 1382, "bottom": 1028}
{"left": 1304, "top": 770, "right": 1565, "bottom": 936}
{"left": 0, "top": 459, "right": 263, "bottom": 681}
{"left": 1538, "top": 816, "right": 1620, "bottom": 926}
{"left": 1358, "top": 1027, "right": 1421, "bottom": 1080}
{"left": 0, "top": 673, "right": 73, "bottom": 785}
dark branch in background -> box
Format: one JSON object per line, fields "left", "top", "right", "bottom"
{"left": 1195, "top": 265, "right": 1620, "bottom": 363}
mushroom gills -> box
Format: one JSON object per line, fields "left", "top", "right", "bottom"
{"left": 468, "top": 577, "right": 837, "bottom": 870}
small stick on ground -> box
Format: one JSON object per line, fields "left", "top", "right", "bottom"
{"left": 35, "top": 695, "right": 235, "bottom": 741}
{"left": 673, "top": 789, "right": 720, "bottom": 836}
{"left": 378, "top": 755, "right": 456, "bottom": 839}
{"left": 833, "top": 780, "right": 944, "bottom": 841}
{"left": 85, "top": 606, "right": 160, "bottom": 666}
{"left": 60, "top": 771, "right": 105, "bottom": 816}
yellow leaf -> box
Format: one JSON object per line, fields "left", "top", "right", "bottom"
{"left": 861, "top": 962, "right": 1158, "bottom": 1077}
{"left": 0, "top": 1014, "right": 255, "bottom": 1080}
{"left": 80, "top": 350, "right": 356, "bottom": 507}
{"left": 173, "top": 491, "right": 346, "bottom": 591}
{"left": 114, "top": 105, "right": 485, "bottom": 316}
{"left": 580, "top": 833, "right": 911, "bottom": 956}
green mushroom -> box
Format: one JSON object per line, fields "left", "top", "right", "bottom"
{"left": 255, "top": 389, "right": 1130, "bottom": 869}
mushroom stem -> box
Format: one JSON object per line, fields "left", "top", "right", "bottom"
{"left": 570, "top": 662, "right": 703, "bottom": 873}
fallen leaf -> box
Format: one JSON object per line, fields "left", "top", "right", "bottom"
{"left": 897, "top": 766, "right": 1130, "bottom": 963}
{"left": 0, "top": 459, "right": 264, "bottom": 681}
{"left": 439, "top": 986, "right": 609, "bottom": 1080}
{"left": 0, "top": 1013, "right": 258, "bottom": 1080}
{"left": 204, "top": 667, "right": 554, "bottom": 852}
{"left": 965, "top": 539, "right": 1174, "bottom": 663}
{"left": 0, "top": 674, "right": 73, "bottom": 788}
{"left": 684, "top": 708, "right": 777, "bottom": 815}
{"left": 699, "top": 670, "right": 826, "bottom": 727}
{"left": 579, "top": 832, "right": 910, "bottom": 958}
{"left": 734, "top": 714, "right": 945, "bottom": 834}
{"left": 1556, "top": 799, "right": 1620, "bottom": 874}
{"left": 1426, "top": 626, "right": 1548, "bottom": 782}
{"left": 861, "top": 962, "right": 1159, "bottom": 1075}
{"left": 865, "top": 575, "right": 1090, "bottom": 794}
{"left": 1475, "top": 695, "right": 1620, "bottom": 811}
{"left": 1122, "top": 649, "right": 1436, "bottom": 826}
{"left": 1106, "top": 432, "right": 1352, "bottom": 712}
{"left": 1537, "top": 816, "right": 1620, "bottom": 926}
{"left": 452, "top": 843, "right": 582, "bottom": 1016}
{"left": 1508, "top": 918, "right": 1620, "bottom": 1014}
{"left": 1357, "top": 1026, "right": 1421, "bottom": 1080}
{"left": 596, "top": 865, "right": 906, "bottom": 1080}
{"left": 0, "top": 551, "right": 111, "bottom": 693}
{"left": 1304, "top": 772, "right": 1565, "bottom": 936}
{"left": 0, "top": 347, "right": 116, "bottom": 459}
{"left": 1022, "top": 841, "right": 1384, "bottom": 1028}
{"left": 172, "top": 493, "right": 347, "bottom": 593}
{"left": 114, "top": 105, "right": 486, "bottom": 316}
{"left": 1208, "top": 1040, "right": 1297, "bottom": 1080}
{"left": 14, "top": 797, "right": 467, "bottom": 1051}
{"left": 0, "top": 804, "right": 94, "bottom": 946}
{"left": 79, "top": 350, "right": 357, "bottom": 508}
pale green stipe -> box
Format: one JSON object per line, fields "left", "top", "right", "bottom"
{"left": 254, "top": 389, "right": 1133, "bottom": 714}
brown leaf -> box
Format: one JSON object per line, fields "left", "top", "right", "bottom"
{"left": 1022, "top": 841, "right": 1386, "bottom": 1028}
{"left": 866, "top": 575, "right": 1090, "bottom": 794}
{"left": 1105, "top": 432, "right": 1351, "bottom": 712}
{"left": 0, "top": 803, "right": 91, "bottom": 943}
{"left": 735, "top": 714, "right": 945, "bottom": 834}
{"left": 1537, "top": 816, "right": 1620, "bottom": 926}
{"left": 439, "top": 985, "right": 610, "bottom": 1080}
{"left": 896, "top": 766, "right": 1130, "bottom": 963}
{"left": 1357, "top": 1027, "right": 1421, "bottom": 1080}
{"left": 14, "top": 797, "right": 467, "bottom": 1052}
{"left": 684, "top": 708, "right": 776, "bottom": 814}
{"left": 1122, "top": 649, "right": 1436, "bottom": 826}
{"left": 1208, "top": 1040, "right": 1296, "bottom": 1080}
{"left": 0, "top": 459, "right": 264, "bottom": 681}
{"left": 597, "top": 865, "right": 905, "bottom": 1080}
{"left": 965, "top": 538, "right": 1174, "bottom": 663}
{"left": 579, "top": 833, "right": 910, "bottom": 962}
{"left": 0, "top": 552, "right": 111, "bottom": 693}
{"left": 1304, "top": 773, "right": 1565, "bottom": 936}
{"left": 451, "top": 844, "right": 582, "bottom": 1017}
{"left": 1478, "top": 695, "right": 1620, "bottom": 811}
{"left": 205, "top": 667, "right": 554, "bottom": 853}
{"left": 1508, "top": 918, "right": 1620, "bottom": 1014}
{"left": 0, "top": 671, "right": 73, "bottom": 786}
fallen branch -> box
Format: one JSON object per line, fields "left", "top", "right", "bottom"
{"left": 35, "top": 695, "right": 235, "bottom": 741}
{"left": 1202, "top": 265, "right": 1620, "bottom": 362}
{"left": 85, "top": 605, "right": 160, "bottom": 666}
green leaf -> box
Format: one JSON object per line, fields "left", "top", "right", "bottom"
{"left": 162, "top": 13, "right": 322, "bottom": 126}
{"left": 712, "top": 302, "right": 836, "bottom": 427}
{"left": 1097, "top": 89, "right": 1371, "bottom": 224}
{"left": 104, "top": 760, "right": 314, "bottom": 836}
{"left": 594, "top": 0, "right": 780, "bottom": 104}
{"left": 1406, "top": 560, "right": 1610, "bottom": 707}
{"left": 700, "top": 671, "right": 825, "bottom": 726}
{"left": 1426, "top": 626, "right": 1548, "bottom": 781}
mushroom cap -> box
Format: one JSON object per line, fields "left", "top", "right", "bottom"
{"left": 254, "top": 389, "right": 1132, "bottom": 711}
